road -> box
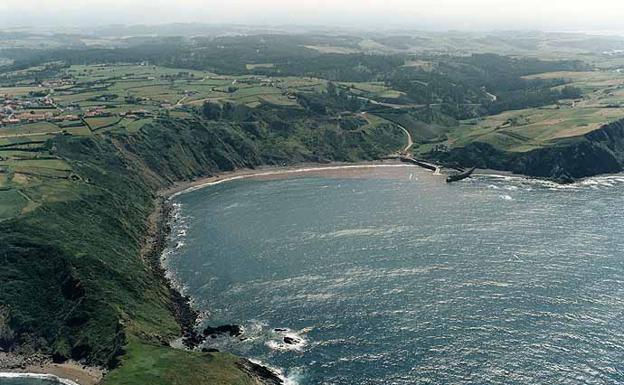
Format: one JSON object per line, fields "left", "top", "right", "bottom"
{"left": 398, "top": 124, "right": 413, "bottom": 154}
{"left": 356, "top": 95, "right": 425, "bottom": 110}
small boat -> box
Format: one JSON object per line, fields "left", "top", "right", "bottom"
{"left": 446, "top": 167, "right": 476, "bottom": 183}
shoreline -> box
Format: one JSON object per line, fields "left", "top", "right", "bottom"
{"left": 6, "top": 160, "right": 620, "bottom": 385}
{"left": 160, "top": 160, "right": 600, "bottom": 201}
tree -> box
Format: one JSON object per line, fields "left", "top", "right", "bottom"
{"left": 202, "top": 101, "right": 222, "bottom": 120}
{"left": 560, "top": 86, "right": 582, "bottom": 100}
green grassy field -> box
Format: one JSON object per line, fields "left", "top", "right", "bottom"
{"left": 0, "top": 64, "right": 339, "bottom": 223}
{"left": 4, "top": 63, "right": 624, "bottom": 208}
{"left": 0, "top": 86, "right": 43, "bottom": 97}
{"left": 448, "top": 106, "right": 624, "bottom": 152}
{"left": 438, "top": 70, "right": 624, "bottom": 153}
{"left": 51, "top": 65, "right": 327, "bottom": 112}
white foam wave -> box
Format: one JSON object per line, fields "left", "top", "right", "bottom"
{"left": 159, "top": 200, "right": 193, "bottom": 300}
{"left": 266, "top": 327, "right": 310, "bottom": 352}
{"left": 315, "top": 225, "right": 411, "bottom": 239}
{"left": 247, "top": 359, "right": 303, "bottom": 385}
{"left": 0, "top": 373, "right": 80, "bottom": 385}
{"left": 283, "top": 367, "right": 305, "bottom": 385}
{"left": 476, "top": 173, "right": 624, "bottom": 192}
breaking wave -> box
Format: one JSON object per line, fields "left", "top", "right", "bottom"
{"left": 0, "top": 373, "right": 79, "bottom": 385}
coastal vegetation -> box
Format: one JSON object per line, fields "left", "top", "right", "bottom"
{"left": 0, "top": 63, "right": 404, "bottom": 383}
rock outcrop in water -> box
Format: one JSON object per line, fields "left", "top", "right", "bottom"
{"left": 430, "top": 118, "right": 624, "bottom": 182}
{"left": 203, "top": 324, "right": 244, "bottom": 338}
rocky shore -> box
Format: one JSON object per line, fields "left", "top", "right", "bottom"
{"left": 142, "top": 196, "right": 199, "bottom": 341}
{"left": 147, "top": 195, "right": 284, "bottom": 385}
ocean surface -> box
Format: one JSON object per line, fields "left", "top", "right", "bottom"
{"left": 164, "top": 166, "right": 624, "bottom": 385}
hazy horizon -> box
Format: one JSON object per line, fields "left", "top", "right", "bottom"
{"left": 1, "top": 0, "right": 624, "bottom": 33}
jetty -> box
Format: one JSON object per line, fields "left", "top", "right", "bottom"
{"left": 399, "top": 155, "right": 438, "bottom": 171}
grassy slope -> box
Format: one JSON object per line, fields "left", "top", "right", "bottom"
{"left": 103, "top": 338, "right": 261, "bottom": 385}
{"left": 0, "top": 110, "right": 403, "bottom": 384}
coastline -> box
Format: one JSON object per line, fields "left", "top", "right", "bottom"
{"left": 5, "top": 160, "right": 617, "bottom": 385}
{"left": 150, "top": 170, "right": 291, "bottom": 384}
{"left": 160, "top": 160, "right": 587, "bottom": 201}
{"left": 0, "top": 162, "right": 417, "bottom": 385}
{"left": 156, "top": 160, "right": 429, "bottom": 384}
{"left": 5, "top": 160, "right": 613, "bottom": 385}
{"left": 0, "top": 353, "right": 103, "bottom": 385}
{"left": 0, "top": 373, "right": 79, "bottom": 385}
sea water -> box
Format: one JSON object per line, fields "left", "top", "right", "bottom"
{"left": 165, "top": 166, "right": 624, "bottom": 385}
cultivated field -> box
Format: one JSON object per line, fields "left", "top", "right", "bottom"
{"left": 444, "top": 70, "right": 624, "bottom": 153}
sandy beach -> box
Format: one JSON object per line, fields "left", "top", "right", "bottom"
{"left": 162, "top": 160, "right": 438, "bottom": 199}
{"left": 0, "top": 353, "right": 103, "bottom": 385}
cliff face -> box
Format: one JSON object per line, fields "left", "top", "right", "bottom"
{"left": 433, "top": 118, "right": 624, "bottom": 181}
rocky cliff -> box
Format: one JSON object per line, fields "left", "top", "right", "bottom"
{"left": 431, "top": 118, "right": 624, "bottom": 182}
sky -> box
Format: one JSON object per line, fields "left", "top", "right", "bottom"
{"left": 1, "top": 0, "right": 624, "bottom": 32}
